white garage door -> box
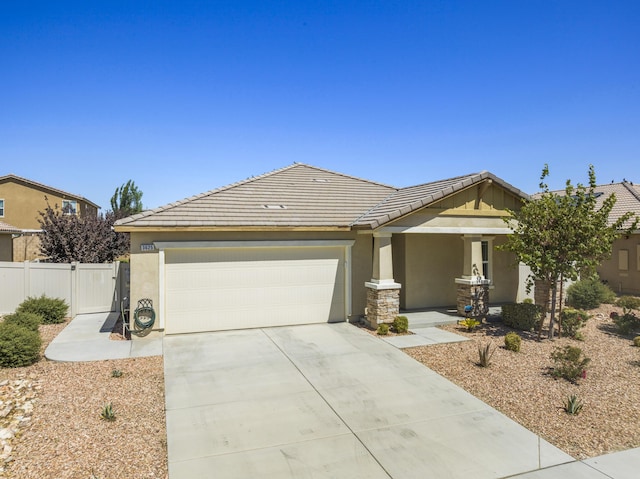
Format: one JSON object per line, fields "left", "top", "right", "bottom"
{"left": 163, "top": 245, "right": 348, "bottom": 334}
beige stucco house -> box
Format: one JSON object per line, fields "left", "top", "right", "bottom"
{"left": 0, "top": 221, "right": 20, "bottom": 262}
{"left": 0, "top": 174, "right": 100, "bottom": 261}
{"left": 590, "top": 181, "right": 640, "bottom": 295}
{"left": 115, "top": 163, "right": 527, "bottom": 335}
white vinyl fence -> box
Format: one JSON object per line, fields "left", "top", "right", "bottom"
{"left": 0, "top": 261, "right": 129, "bottom": 317}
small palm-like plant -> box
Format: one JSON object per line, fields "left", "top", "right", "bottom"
{"left": 100, "top": 403, "right": 116, "bottom": 422}
{"left": 477, "top": 342, "right": 496, "bottom": 367}
{"left": 564, "top": 394, "right": 584, "bottom": 415}
{"left": 111, "top": 369, "right": 123, "bottom": 378}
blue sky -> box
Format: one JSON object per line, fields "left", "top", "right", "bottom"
{"left": 1, "top": 1, "right": 639, "bottom": 212}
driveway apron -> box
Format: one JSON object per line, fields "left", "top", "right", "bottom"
{"left": 164, "top": 323, "right": 573, "bottom": 478}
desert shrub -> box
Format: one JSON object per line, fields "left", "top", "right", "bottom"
{"left": 2, "top": 312, "right": 41, "bottom": 332}
{"left": 617, "top": 295, "right": 640, "bottom": 311}
{"left": 566, "top": 278, "right": 616, "bottom": 310}
{"left": 502, "top": 303, "right": 543, "bottom": 331}
{"left": 560, "top": 308, "right": 589, "bottom": 338}
{"left": 477, "top": 342, "right": 496, "bottom": 367}
{"left": 633, "top": 336, "right": 640, "bottom": 347}
{"left": 563, "top": 394, "right": 584, "bottom": 415}
{"left": 522, "top": 298, "right": 534, "bottom": 304}
{"left": 16, "top": 295, "right": 68, "bottom": 324}
{"left": 459, "top": 318, "right": 481, "bottom": 331}
{"left": 612, "top": 310, "right": 640, "bottom": 336}
{"left": 0, "top": 322, "right": 42, "bottom": 368}
{"left": 550, "top": 345, "right": 590, "bottom": 382}
{"left": 392, "top": 316, "right": 409, "bottom": 333}
{"left": 504, "top": 332, "right": 521, "bottom": 352}
{"left": 376, "top": 323, "right": 389, "bottom": 335}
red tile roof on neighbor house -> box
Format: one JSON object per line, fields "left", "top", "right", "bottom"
{"left": 114, "top": 163, "right": 529, "bottom": 231}
{"left": 0, "top": 221, "right": 21, "bottom": 233}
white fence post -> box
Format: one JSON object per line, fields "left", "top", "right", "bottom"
{"left": 70, "top": 262, "right": 78, "bottom": 318}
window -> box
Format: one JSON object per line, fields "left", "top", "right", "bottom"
{"left": 481, "top": 241, "right": 490, "bottom": 280}
{"left": 619, "top": 249, "right": 629, "bottom": 271}
{"left": 0, "top": 199, "right": 4, "bottom": 217}
{"left": 62, "top": 200, "right": 78, "bottom": 215}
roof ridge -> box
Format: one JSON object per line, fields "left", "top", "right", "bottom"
{"left": 621, "top": 181, "right": 640, "bottom": 204}
{"left": 0, "top": 174, "right": 100, "bottom": 209}
{"left": 292, "top": 163, "right": 396, "bottom": 189}
{"left": 115, "top": 163, "right": 302, "bottom": 225}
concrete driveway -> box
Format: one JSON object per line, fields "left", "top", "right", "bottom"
{"left": 164, "top": 323, "right": 573, "bottom": 478}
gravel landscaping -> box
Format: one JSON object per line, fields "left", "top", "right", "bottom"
{"left": 1, "top": 301, "right": 638, "bottom": 476}
{"left": 0, "top": 320, "right": 167, "bottom": 479}
{"left": 404, "top": 303, "right": 640, "bottom": 460}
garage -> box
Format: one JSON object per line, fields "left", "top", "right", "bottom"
{"left": 159, "top": 241, "right": 353, "bottom": 334}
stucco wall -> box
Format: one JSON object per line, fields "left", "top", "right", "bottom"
{"left": 0, "top": 235, "right": 12, "bottom": 262}
{"left": 128, "top": 230, "right": 374, "bottom": 327}
{"left": 597, "top": 236, "right": 640, "bottom": 295}
{"left": 491, "top": 236, "right": 520, "bottom": 303}
{"left": 397, "top": 234, "right": 463, "bottom": 309}
{"left": 0, "top": 180, "right": 98, "bottom": 230}
{"left": 393, "top": 234, "right": 519, "bottom": 310}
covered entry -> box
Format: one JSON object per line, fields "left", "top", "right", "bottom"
{"left": 159, "top": 241, "right": 353, "bottom": 334}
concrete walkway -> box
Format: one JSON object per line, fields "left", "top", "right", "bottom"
{"left": 44, "top": 312, "right": 162, "bottom": 361}
{"left": 382, "top": 309, "right": 470, "bottom": 348}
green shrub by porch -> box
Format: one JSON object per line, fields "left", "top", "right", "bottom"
{"left": 502, "top": 303, "right": 543, "bottom": 331}
{"left": 16, "top": 295, "right": 68, "bottom": 324}
{"left": 2, "top": 312, "right": 42, "bottom": 332}
{"left": 566, "top": 278, "right": 616, "bottom": 310}
{"left": 392, "top": 316, "right": 409, "bottom": 333}
{"left": 0, "top": 323, "right": 42, "bottom": 368}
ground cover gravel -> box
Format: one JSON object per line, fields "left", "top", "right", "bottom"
{"left": 0, "top": 320, "right": 167, "bottom": 479}
{"left": 404, "top": 303, "right": 640, "bottom": 459}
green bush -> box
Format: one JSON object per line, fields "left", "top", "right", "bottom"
{"left": 459, "top": 317, "right": 481, "bottom": 331}
{"left": 16, "top": 295, "right": 68, "bottom": 324}
{"left": 502, "top": 303, "right": 543, "bottom": 331}
{"left": 376, "top": 323, "right": 389, "bottom": 335}
{"left": 504, "top": 332, "right": 521, "bottom": 352}
{"left": 2, "top": 312, "right": 42, "bottom": 332}
{"left": 550, "top": 345, "right": 590, "bottom": 382}
{"left": 0, "top": 323, "right": 42, "bottom": 368}
{"left": 612, "top": 310, "right": 640, "bottom": 336}
{"left": 617, "top": 295, "right": 640, "bottom": 311}
{"left": 566, "top": 278, "right": 616, "bottom": 310}
{"left": 522, "top": 298, "right": 534, "bottom": 304}
{"left": 392, "top": 316, "right": 409, "bottom": 333}
{"left": 560, "top": 308, "right": 590, "bottom": 338}
{"left": 633, "top": 336, "right": 640, "bottom": 347}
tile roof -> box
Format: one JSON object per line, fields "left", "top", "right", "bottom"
{"left": 0, "top": 221, "right": 21, "bottom": 233}
{"left": 115, "top": 163, "right": 395, "bottom": 229}
{"left": 115, "top": 163, "right": 528, "bottom": 231}
{"left": 0, "top": 174, "right": 100, "bottom": 209}
{"left": 542, "top": 182, "right": 640, "bottom": 229}
{"left": 352, "top": 171, "right": 529, "bottom": 229}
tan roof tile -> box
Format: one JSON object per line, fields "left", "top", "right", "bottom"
{"left": 0, "top": 221, "right": 21, "bottom": 233}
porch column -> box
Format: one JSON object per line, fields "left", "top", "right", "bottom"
{"left": 455, "top": 235, "right": 490, "bottom": 317}
{"left": 365, "top": 232, "right": 401, "bottom": 328}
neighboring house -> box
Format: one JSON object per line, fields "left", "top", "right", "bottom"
{"left": 0, "top": 174, "right": 100, "bottom": 261}
{"left": 0, "top": 221, "right": 21, "bottom": 262}
{"left": 115, "top": 163, "right": 528, "bottom": 335}
{"left": 590, "top": 181, "right": 640, "bottom": 295}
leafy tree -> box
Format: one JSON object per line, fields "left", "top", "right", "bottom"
{"left": 38, "top": 203, "right": 129, "bottom": 263}
{"left": 500, "top": 165, "right": 636, "bottom": 339}
{"left": 110, "top": 180, "right": 143, "bottom": 218}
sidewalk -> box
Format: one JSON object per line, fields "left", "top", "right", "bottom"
{"left": 44, "top": 312, "right": 163, "bottom": 361}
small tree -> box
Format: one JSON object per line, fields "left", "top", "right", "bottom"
{"left": 38, "top": 203, "right": 129, "bottom": 263}
{"left": 110, "top": 180, "right": 143, "bottom": 219}
{"left": 500, "top": 165, "right": 636, "bottom": 339}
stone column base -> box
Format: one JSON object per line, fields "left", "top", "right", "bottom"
{"left": 365, "top": 282, "right": 401, "bottom": 329}
{"left": 455, "top": 279, "right": 490, "bottom": 318}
